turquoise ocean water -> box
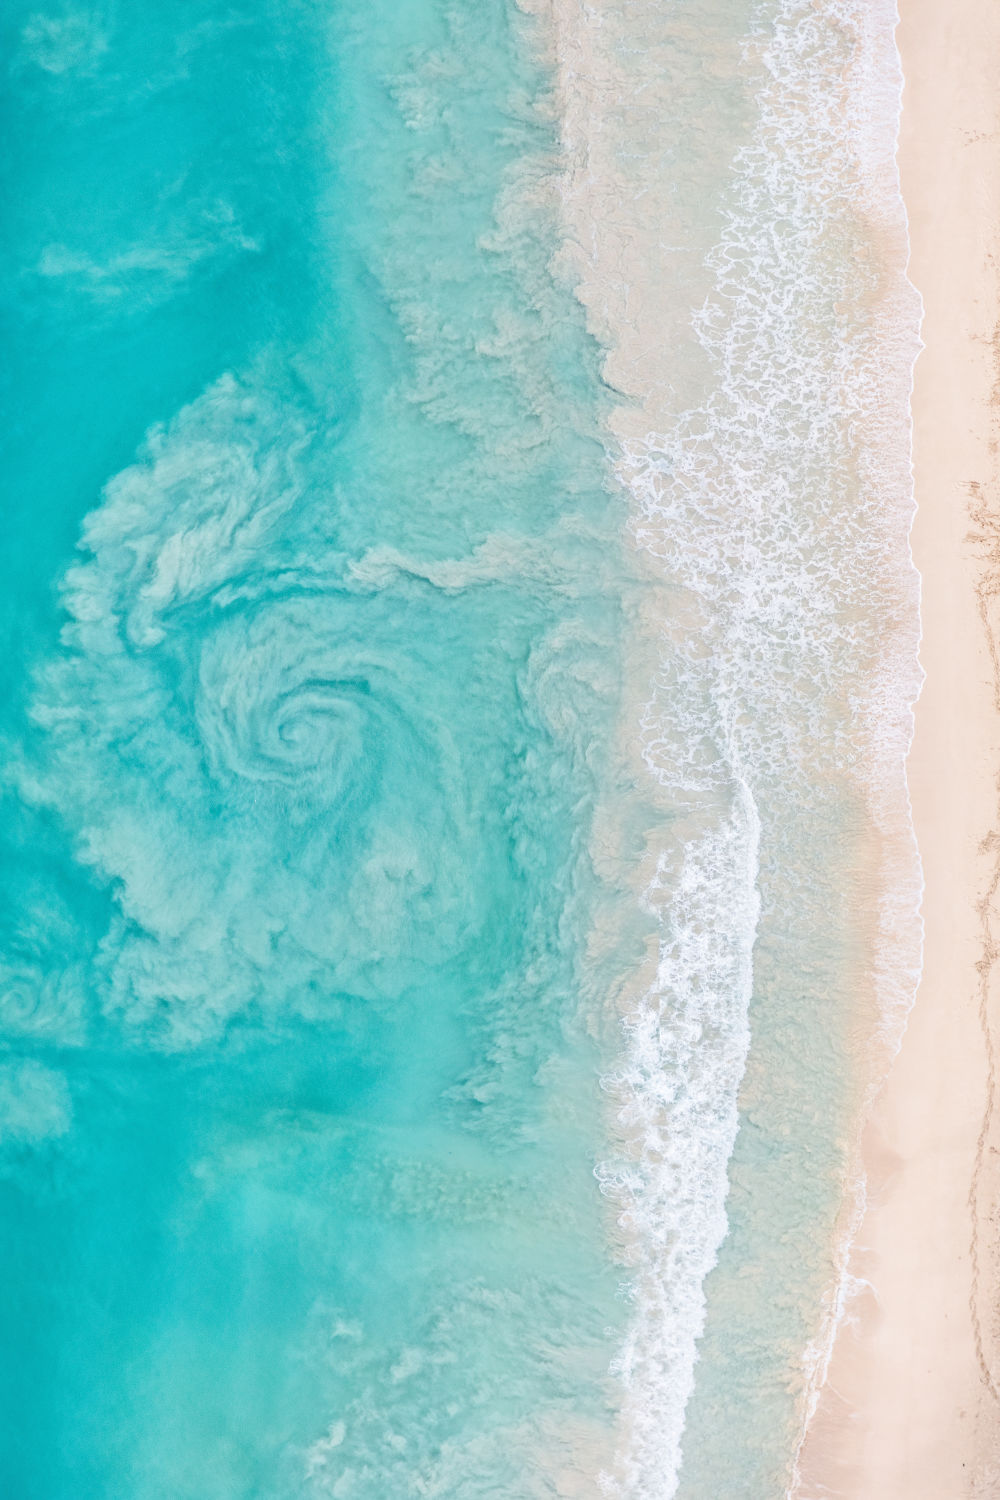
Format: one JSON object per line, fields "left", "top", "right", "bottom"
{"left": 0, "top": 1, "right": 920, "bottom": 1497}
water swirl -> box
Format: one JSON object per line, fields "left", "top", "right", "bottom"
{"left": 195, "top": 598, "right": 461, "bottom": 842}
{"left": 198, "top": 604, "right": 376, "bottom": 807}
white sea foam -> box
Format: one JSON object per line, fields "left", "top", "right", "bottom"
{"left": 547, "top": 0, "right": 923, "bottom": 1492}
{"left": 597, "top": 784, "right": 761, "bottom": 1496}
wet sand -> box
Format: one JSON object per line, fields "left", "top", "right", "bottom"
{"left": 794, "top": 1, "right": 1000, "bottom": 1494}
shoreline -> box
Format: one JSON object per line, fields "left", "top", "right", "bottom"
{"left": 794, "top": 1, "right": 1000, "bottom": 1494}
{"left": 540, "top": 2, "right": 930, "bottom": 1493}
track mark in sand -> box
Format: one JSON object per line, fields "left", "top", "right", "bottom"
{"left": 963, "top": 300, "right": 1000, "bottom": 1405}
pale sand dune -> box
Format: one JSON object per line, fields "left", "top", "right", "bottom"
{"left": 794, "top": 1, "right": 1000, "bottom": 1494}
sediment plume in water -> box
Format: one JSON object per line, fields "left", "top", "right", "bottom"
{"left": 0, "top": 1, "right": 922, "bottom": 1495}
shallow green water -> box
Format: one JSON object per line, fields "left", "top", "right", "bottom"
{"left": 0, "top": 2, "right": 642, "bottom": 1494}
{"left": 0, "top": 1, "right": 923, "bottom": 1496}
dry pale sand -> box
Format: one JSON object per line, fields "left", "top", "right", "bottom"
{"left": 794, "top": 1, "right": 1000, "bottom": 1495}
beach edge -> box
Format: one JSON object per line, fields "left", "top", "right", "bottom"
{"left": 793, "top": 2, "right": 1000, "bottom": 1494}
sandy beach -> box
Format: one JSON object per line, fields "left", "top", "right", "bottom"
{"left": 542, "top": 1, "right": 934, "bottom": 1491}
{"left": 794, "top": 1, "right": 1000, "bottom": 1494}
